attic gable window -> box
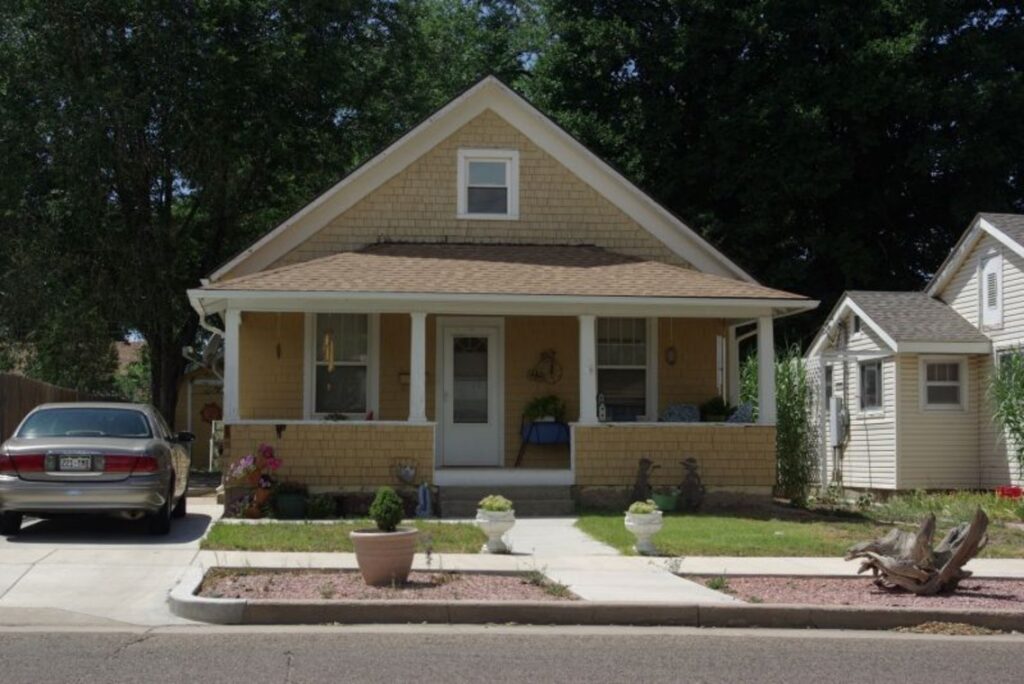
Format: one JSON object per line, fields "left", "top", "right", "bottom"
{"left": 457, "top": 149, "right": 519, "bottom": 219}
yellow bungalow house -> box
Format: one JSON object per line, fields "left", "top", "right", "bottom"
{"left": 187, "top": 76, "right": 817, "bottom": 513}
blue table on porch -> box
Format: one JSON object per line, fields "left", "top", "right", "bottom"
{"left": 515, "top": 418, "right": 571, "bottom": 467}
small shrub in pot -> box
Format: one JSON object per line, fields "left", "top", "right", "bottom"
{"left": 476, "top": 494, "right": 515, "bottom": 553}
{"left": 350, "top": 486, "right": 418, "bottom": 586}
{"left": 625, "top": 499, "right": 663, "bottom": 555}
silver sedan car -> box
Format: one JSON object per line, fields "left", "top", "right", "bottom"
{"left": 0, "top": 402, "right": 193, "bottom": 536}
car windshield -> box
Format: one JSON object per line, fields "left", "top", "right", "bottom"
{"left": 17, "top": 408, "right": 153, "bottom": 439}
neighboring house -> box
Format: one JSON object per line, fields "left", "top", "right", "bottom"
{"left": 807, "top": 213, "right": 1024, "bottom": 491}
{"left": 187, "top": 76, "right": 816, "bottom": 510}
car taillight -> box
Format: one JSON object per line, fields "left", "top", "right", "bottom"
{"left": 131, "top": 456, "right": 159, "bottom": 474}
{"left": 6, "top": 454, "right": 45, "bottom": 473}
{"left": 0, "top": 453, "right": 15, "bottom": 476}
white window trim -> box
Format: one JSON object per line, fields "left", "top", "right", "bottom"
{"left": 303, "top": 313, "right": 379, "bottom": 420}
{"left": 851, "top": 314, "right": 863, "bottom": 338}
{"left": 595, "top": 317, "right": 657, "bottom": 421}
{"left": 858, "top": 360, "right": 884, "bottom": 414}
{"left": 979, "top": 250, "right": 1003, "bottom": 330}
{"left": 919, "top": 356, "right": 967, "bottom": 411}
{"left": 456, "top": 148, "right": 519, "bottom": 220}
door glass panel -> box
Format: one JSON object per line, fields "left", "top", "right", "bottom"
{"left": 452, "top": 336, "right": 488, "bottom": 424}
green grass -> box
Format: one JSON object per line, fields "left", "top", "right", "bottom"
{"left": 870, "top": 490, "right": 1024, "bottom": 526}
{"left": 576, "top": 510, "right": 1024, "bottom": 558}
{"left": 201, "top": 521, "right": 486, "bottom": 554}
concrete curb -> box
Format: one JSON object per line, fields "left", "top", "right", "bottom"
{"left": 169, "top": 569, "right": 1024, "bottom": 630}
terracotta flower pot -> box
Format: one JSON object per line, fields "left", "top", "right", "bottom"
{"left": 253, "top": 488, "right": 271, "bottom": 506}
{"left": 349, "top": 528, "right": 418, "bottom": 586}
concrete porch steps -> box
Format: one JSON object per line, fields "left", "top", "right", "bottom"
{"left": 438, "top": 486, "right": 575, "bottom": 518}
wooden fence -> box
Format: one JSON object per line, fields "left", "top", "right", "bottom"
{"left": 0, "top": 373, "right": 83, "bottom": 442}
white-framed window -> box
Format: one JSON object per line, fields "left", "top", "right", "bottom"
{"left": 597, "top": 318, "right": 656, "bottom": 421}
{"left": 305, "top": 313, "right": 379, "bottom": 418}
{"left": 859, "top": 360, "right": 882, "bottom": 411}
{"left": 920, "top": 357, "right": 966, "bottom": 410}
{"left": 457, "top": 148, "right": 519, "bottom": 219}
{"left": 981, "top": 252, "right": 1003, "bottom": 328}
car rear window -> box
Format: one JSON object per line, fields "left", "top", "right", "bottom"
{"left": 17, "top": 408, "right": 153, "bottom": 439}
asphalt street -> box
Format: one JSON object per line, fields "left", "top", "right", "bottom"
{"left": 1, "top": 625, "right": 1022, "bottom": 683}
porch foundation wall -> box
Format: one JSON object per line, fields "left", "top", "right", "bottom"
{"left": 573, "top": 424, "right": 776, "bottom": 490}
{"left": 223, "top": 422, "right": 436, "bottom": 487}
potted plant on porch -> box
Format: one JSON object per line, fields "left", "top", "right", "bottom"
{"left": 350, "top": 486, "right": 418, "bottom": 586}
{"left": 624, "top": 500, "right": 663, "bottom": 556}
{"left": 476, "top": 494, "right": 515, "bottom": 553}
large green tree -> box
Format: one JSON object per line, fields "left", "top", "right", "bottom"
{"left": 0, "top": 0, "right": 423, "bottom": 420}
{"left": 528, "top": 0, "right": 1024, "bottom": 340}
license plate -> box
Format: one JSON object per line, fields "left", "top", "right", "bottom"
{"left": 59, "top": 455, "right": 93, "bottom": 472}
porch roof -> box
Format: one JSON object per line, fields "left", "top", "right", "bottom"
{"left": 199, "top": 243, "right": 809, "bottom": 302}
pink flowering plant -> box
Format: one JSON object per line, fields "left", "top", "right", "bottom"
{"left": 227, "top": 443, "right": 282, "bottom": 487}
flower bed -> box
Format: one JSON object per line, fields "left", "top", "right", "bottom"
{"left": 689, "top": 575, "right": 1024, "bottom": 611}
{"left": 199, "top": 568, "right": 575, "bottom": 602}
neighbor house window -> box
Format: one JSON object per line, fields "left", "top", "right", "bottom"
{"left": 310, "top": 313, "right": 375, "bottom": 416}
{"left": 859, "top": 361, "right": 882, "bottom": 410}
{"left": 921, "top": 359, "right": 965, "bottom": 409}
{"left": 457, "top": 149, "right": 519, "bottom": 219}
{"left": 597, "top": 318, "right": 648, "bottom": 421}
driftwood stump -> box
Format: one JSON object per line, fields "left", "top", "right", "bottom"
{"left": 844, "top": 508, "right": 989, "bottom": 595}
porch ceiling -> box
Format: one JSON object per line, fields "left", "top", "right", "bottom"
{"left": 192, "top": 244, "right": 815, "bottom": 318}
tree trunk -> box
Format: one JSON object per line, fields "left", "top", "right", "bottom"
{"left": 845, "top": 508, "right": 989, "bottom": 595}
{"left": 146, "top": 313, "right": 199, "bottom": 429}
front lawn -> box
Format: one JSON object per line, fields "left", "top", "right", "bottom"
{"left": 577, "top": 507, "right": 1024, "bottom": 558}
{"left": 201, "top": 521, "right": 486, "bottom": 554}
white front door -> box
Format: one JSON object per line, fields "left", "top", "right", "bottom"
{"left": 439, "top": 321, "right": 503, "bottom": 466}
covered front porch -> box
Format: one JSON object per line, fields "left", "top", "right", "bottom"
{"left": 190, "top": 243, "right": 815, "bottom": 495}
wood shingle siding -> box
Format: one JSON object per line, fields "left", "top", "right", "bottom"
{"left": 271, "top": 110, "right": 688, "bottom": 270}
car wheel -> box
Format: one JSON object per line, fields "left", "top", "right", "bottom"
{"left": 0, "top": 512, "right": 23, "bottom": 536}
{"left": 148, "top": 483, "right": 173, "bottom": 536}
{"left": 172, "top": 490, "right": 187, "bottom": 519}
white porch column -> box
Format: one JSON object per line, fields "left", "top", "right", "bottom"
{"left": 757, "top": 315, "right": 777, "bottom": 424}
{"left": 726, "top": 325, "right": 740, "bottom": 405}
{"left": 578, "top": 314, "right": 598, "bottom": 424}
{"left": 223, "top": 309, "right": 241, "bottom": 422}
{"left": 408, "top": 312, "right": 427, "bottom": 423}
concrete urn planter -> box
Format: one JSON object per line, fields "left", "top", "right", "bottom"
{"left": 476, "top": 509, "right": 516, "bottom": 554}
{"left": 624, "top": 511, "right": 663, "bottom": 556}
{"left": 349, "top": 528, "right": 418, "bottom": 586}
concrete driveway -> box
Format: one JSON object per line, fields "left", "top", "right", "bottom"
{"left": 0, "top": 497, "right": 220, "bottom": 627}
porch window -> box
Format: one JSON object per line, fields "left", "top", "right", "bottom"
{"left": 597, "top": 318, "right": 648, "bottom": 421}
{"left": 457, "top": 149, "right": 519, "bottom": 219}
{"left": 859, "top": 361, "right": 882, "bottom": 411}
{"left": 312, "top": 314, "right": 373, "bottom": 416}
{"left": 921, "top": 359, "right": 965, "bottom": 409}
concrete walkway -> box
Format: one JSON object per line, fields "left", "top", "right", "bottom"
{"left": 0, "top": 497, "right": 223, "bottom": 627}
{"left": 504, "top": 517, "right": 619, "bottom": 556}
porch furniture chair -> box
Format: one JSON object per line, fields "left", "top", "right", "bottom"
{"left": 659, "top": 404, "right": 700, "bottom": 423}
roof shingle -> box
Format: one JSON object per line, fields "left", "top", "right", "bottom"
{"left": 203, "top": 243, "right": 807, "bottom": 301}
{"left": 846, "top": 291, "right": 988, "bottom": 344}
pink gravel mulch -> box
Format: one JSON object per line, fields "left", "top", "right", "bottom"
{"left": 692, "top": 576, "right": 1024, "bottom": 611}
{"left": 199, "top": 569, "right": 576, "bottom": 602}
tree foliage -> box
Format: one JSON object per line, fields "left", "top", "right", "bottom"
{"left": 774, "top": 346, "right": 816, "bottom": 505}
{"left": 990, "top": 352, "right": 1024, "bottom": 480}
{"left": 1, "top": 0, "right": 1022, "bottom": 422}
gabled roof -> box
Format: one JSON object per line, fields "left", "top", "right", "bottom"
{"left": 201, "top": 243, "right": 807, "bottom": 301}
{"left": 927, "top": 212, "right": 1024, "bottom": 296}
{"left": 209, "top": 76, "right": 754, "bottom": 284}
{"left": 807, "top": 290, "right": 990, "bottom": 357}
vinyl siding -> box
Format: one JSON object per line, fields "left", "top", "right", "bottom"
{"left": 939, "top": 232, "right": 1024, "bottom": 486}
{"left": 896, "top": 354, "right": 981, "bottom": 488}
{"left": 818, "top": 311, "right": 898, "bottom": 489}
